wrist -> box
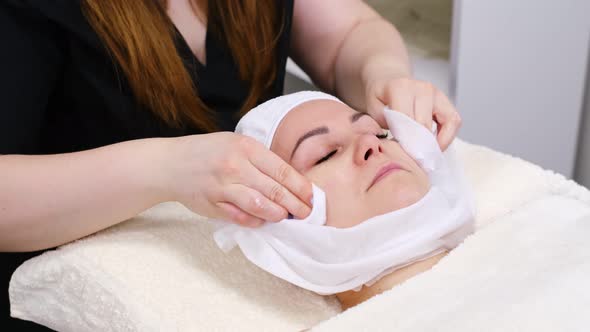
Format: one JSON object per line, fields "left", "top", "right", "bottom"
{"left": 131, "top": 137, "right": 178, "bottom": 204}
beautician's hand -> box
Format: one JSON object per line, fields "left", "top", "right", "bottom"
{"left": 167, "top": 132, "right": 313, "bottom": 227}
{"left": 365, "top": 76, "right": 462, "bottom": 151}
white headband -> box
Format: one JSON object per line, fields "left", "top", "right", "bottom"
{"left": 235, "top": 90, "right": 342, "bottom": 148}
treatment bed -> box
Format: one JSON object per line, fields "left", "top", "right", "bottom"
{"left": 9, "top": 139, "right": 590, "bottom": 331}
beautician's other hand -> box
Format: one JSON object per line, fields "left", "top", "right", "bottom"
{"left": 166, "top": 132, "right": 313, "bottom": 227}
{"left": 365, "top": 76, "right": 462, "bottom": 151}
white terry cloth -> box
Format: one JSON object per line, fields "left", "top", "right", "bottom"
{"left": 9, "top": 139, "right": 590, "bottom": 331}
{"left": 312, "top": 194, "right": 590, "bottom": 332}
{"left": 213, "top": 93, "right": 475, "bottom": 295}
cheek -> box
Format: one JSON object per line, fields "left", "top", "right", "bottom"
{"left": 306, "top": 166, "right": 353, "bottom": 195}
{"left": 380, "top": 172, "right": 430, "bottom": 210}
{"left": 305, "top": 167, "right": 352, "bottom": 206}
{"left": 391, "top": 144, "right": 424, "bottom": 175}
{"left": 305, "top": 166, "right": 363, "bottom": 228}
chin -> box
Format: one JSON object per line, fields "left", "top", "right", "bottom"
{"left": 371, "top": 174, "right": 430, "bottom": 212}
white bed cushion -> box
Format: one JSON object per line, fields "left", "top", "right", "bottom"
{"left": 9, "top": 205, "right": 341, "bottom": 332}
{"left": 312, "top": 195, "right": 590, "bottom": 331}
{"left": 9, "top": 140, "right": 590, "bottom": 331}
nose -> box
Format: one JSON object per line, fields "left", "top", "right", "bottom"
{"left": 353, "top": 134, "right": 383, "bottom": 166}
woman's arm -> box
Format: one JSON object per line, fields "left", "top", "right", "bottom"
{"left": 0, "top": 133, "right": 313, "bottom": 252}
{"left": 290, "top": 0, "right": 410, "bottom": 111}
{"left": 290, "top": 0, "right": 461, "bottom": 150}
{"left": 0, "top": 3, "right": 167, "bottom": 251}
{"left": 0, "top": 138, "right": 171, "bottom": 251}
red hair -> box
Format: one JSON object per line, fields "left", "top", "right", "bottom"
{"left": 82, "top": 0, "right": 284, "bottom": 131}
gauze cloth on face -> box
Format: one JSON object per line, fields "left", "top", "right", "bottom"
{"left": 214, "top": 92, "right": 475, "bottom": 295}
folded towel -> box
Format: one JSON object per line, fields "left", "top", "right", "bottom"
{"left": 313, "top": 194, "right": 590, "bottom": 331}
{"left": 9, "top": 140, "right": 590, "bottom": 331}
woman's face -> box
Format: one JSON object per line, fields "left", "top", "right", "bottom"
{"left": 271, "top": 100, "right": 430, "bottom": 228}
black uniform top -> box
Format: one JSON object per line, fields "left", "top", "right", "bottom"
{"left": 0, "top": 0, "right": 293, "bottom": 329}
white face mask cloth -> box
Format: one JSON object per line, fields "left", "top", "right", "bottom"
{"left": 213, "top": 105, "right": 475, "bottom": 295}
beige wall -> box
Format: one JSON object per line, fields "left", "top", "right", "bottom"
{"left": 365, "top": 0, "right": 452, "bottom": 59}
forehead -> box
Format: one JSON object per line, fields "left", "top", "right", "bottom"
{"left": 270, "top": 99, "right": 353, "bottom": 154}
{"left": 270, "top": 99, "right": 376, "bottom": 157}
{"left": 281, "top": 99, "right": 353, "bottom": 129}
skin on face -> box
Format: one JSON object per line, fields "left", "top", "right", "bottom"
{"left": 270, "top": 99, "right": 430, "bottom": 228}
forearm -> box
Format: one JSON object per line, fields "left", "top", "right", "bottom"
{"left": 333, "top": 18, "right": 411, "bottom": 111}
{"left": 0, "top": 138, "right": 172, "bottom": 251}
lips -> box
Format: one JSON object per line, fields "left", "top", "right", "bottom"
{"left": 368, "top": 162, "right": 403, "bottom": 190}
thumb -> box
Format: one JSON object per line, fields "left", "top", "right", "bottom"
{"left": 366, "top": 93, "right": 387, "bottom": 128}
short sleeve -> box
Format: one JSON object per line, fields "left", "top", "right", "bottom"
{"left": 0, "top": 1, "right": 65, "bottom": 154}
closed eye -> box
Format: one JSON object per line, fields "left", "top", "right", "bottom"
{"left": 376, "top": 131, "right": 398, "bottom": 142}
{"left": 376, "top": 132, "right": 388, "bottom": 139}
{"left": 314, "top": 150, "right": 337, "bottom": 165}
{"left": 314, "top": 132, "right": 388, "bottom": 166}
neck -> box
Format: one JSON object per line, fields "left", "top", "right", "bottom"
{"left": 336, "top": 251, "right": 448, "bottom": 310}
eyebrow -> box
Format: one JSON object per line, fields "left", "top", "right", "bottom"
{"left": 288, "top": 112, "right": 370, "bottom": 161}
{"left": 289, "top": 126, "right": 329, "bottom": 160}
{"left": 350, "top": 112, "right": 369, "bottom": 123}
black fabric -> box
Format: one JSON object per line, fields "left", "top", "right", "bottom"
{"left": 0, "top": 0, "right": 293, "bottom": 328}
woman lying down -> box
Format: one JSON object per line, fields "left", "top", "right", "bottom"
{"left": 214, "top": 91, "right": 475, "bottom": 310}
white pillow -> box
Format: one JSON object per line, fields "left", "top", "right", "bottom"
{"left": 10, "top": 140, "right": 586, "bottom": 331}
{"left": 9, "top": 202, "right": 340, "bottom": 331}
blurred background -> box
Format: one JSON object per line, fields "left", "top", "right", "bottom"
{"left": 285, "top": 0, "right": 590, "bottom": 188}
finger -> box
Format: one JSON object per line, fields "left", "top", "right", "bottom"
{"left": 216, "top": 202, "right": 264, "bottom": 228}
{"left": 366, "top": 91, "right": 387, "bottom": 128}
{"left": 434, "top": 116, "right": 457, "bottom": 151}
{"left": 248, "top": 146, "right": 313, "bottom": 210}
{"left": 389, "top": 82, "right": 414, "bottom": 119}
{"left": 221, "top": 184, "right": 288, "bottom": 222}
{"left": 413, "top": 82, "right": 434, "bottom": 131}
{"left": 242, "top": 163, "right": 312, "bottom": 219}
{"left": 433, "top": 92, "right": 462, "bottom": 151}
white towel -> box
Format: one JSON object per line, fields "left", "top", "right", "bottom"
{"left": 214, "top": 106, "right": 475, "bottom": 294}
{"left": 8, "top": 140, "right": 590, "bottom": 331}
